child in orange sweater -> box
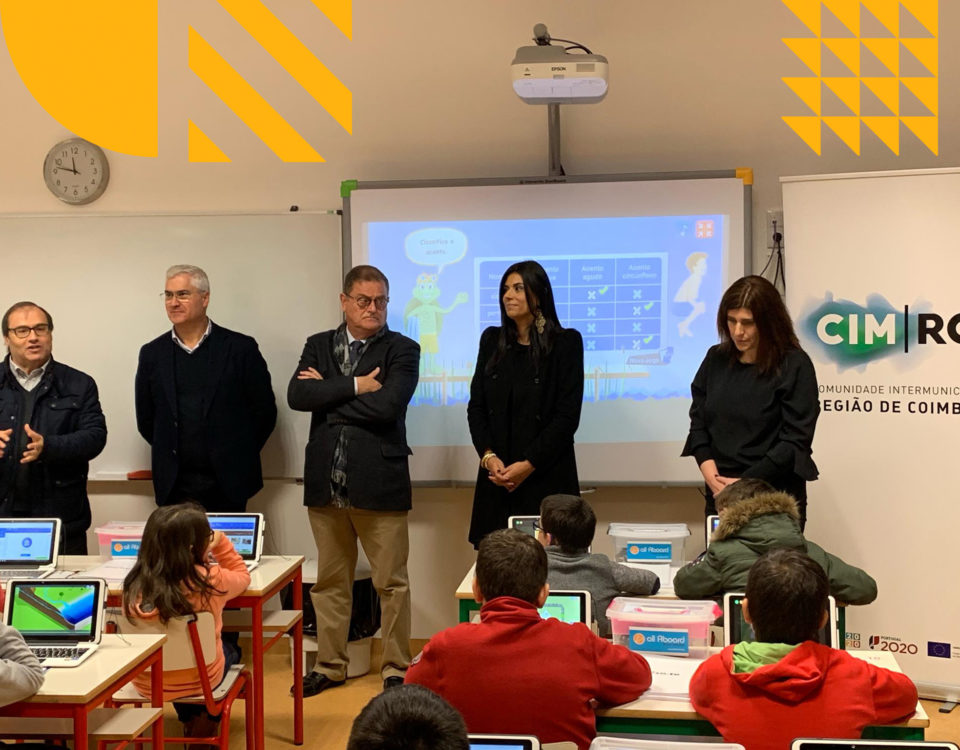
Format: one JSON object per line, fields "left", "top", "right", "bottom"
{"left": 122, "top": 503, "right": 250, "bottom": 739}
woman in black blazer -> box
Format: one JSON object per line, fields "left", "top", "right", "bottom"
{"left": 466, "top": 260, "right": 584, "bottom": 546}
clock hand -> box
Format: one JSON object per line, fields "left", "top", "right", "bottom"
{"left": 71, "top": 156, "right": 79, "bottom": 173}
{"left": 57, "top": 165, "right": 79, "bottom": 175}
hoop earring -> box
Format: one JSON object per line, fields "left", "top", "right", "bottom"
{"left": 535, "top": 310, "right": 546, "bottom": 335}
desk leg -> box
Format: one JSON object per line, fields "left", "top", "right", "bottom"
{"left": 151, "top": 649, "right": 164, "bottom": 749}
{"left": 74, "top": 706, "right": 89, "bottom": 750}
{"left": 252, "top": 597, "right": 265, "bottom": 750}
{"left": 292, "top": 569, "right": 303, "bottom": 745}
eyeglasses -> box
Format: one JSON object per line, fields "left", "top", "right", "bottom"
{"left": 8, "top": 324, "right": 51, "bottom": 339}
{"left": 162, "top": 290, "right": 199, "bottom": 301}
{"left": 532, "top": 520, "right": 546, "bottom": 534}
{"left": 346, "top": 294, "right": 389, "bottom": 310}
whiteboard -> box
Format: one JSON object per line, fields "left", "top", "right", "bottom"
{"left": 0, "top": 211, "right": 341, "bottom": 479}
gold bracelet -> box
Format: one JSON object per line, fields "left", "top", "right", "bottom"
{"left": 481, "top": 451, "right": 496, "bottom": 469}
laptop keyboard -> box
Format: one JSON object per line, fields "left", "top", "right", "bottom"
{"left": 0, "top": 569, "right": 40, "bottom": 579}
{"left": 31, "top": 646, "right": 82, "bottom": 660}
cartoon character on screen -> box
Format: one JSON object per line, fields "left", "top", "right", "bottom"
{"left": 403, "top": 272, "right": 468, "bottom": 374}
{"left": 674, "top": 252, "right": 708, "bottom": 338}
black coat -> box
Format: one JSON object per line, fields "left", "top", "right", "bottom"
{"left": 134, "top": 323, "right": 277, "bottom": 509}
{"left": 287, "top": 328, "right": 419, "bottom": 511}
{"left": 0, "top": 357, "right": 107, "bottom": 538}
{"left": 466, "top": 327, "right": 584, "bottom": 545}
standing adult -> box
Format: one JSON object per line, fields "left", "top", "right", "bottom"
{"left": 682, "top": 275, "right": 819, "bottom": 529}
{"left": 288, "top": 265, "right": 419, "bottom": 696}
{"left": 0, "top": 302, "right": 106, "bottom": 553}
{"left": 135, "top": 265, "right": 277, "bottom": 511}
{"left": 466, "top": 260, "right": 584, "bottom": 547}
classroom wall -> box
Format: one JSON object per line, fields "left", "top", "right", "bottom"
{"left": 1, "top": 0, "right": 955, "bottom": 638}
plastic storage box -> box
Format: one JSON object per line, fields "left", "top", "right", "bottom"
{"left": 95, "top": 521, "right": 146, "bottom": 558}
{"left": 607, "top": 523, "right": 690, "bottom": 566}
{"left": 607, "top": 597, "right": 721, "bottom": 658}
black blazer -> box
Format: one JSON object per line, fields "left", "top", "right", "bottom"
{"left": 287, "top": 328, "right": 419, "bottom": 511}
{"left": 466, "top": 326, "right": 584, "bottom": 545}
{"left": 134, "top": 323, "right": 277, "bottom": 509}
{"left": 0, "top": 358, "right": 107, "bottom": 538}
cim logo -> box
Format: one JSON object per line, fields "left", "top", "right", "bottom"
{"left": 799, "top": 292, "right": 954, "bottom": 369}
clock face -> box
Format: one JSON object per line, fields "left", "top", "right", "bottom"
{"left": 43, "top": 138, "right": 110, "bottom": 205}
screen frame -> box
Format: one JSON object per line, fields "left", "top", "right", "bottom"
{"left": 538, "top": 589, "right": 591, "bottom": 625}
{"left": 5, "top": 578, "right": 105, "bottom": 643}
{"left": 723, "top": 592, "right": 838, "bottom": 648}
{"left": 205, "top": 512, "right": 264, "bottom": 562}
{"left": 791, "top": 741, "right": 958, "bottom": 750}
{"left": 468, "top": 734, "right": 541, "bottom": 750}
{"left": 0, "top": 518, "right": 61, "bottom": 567}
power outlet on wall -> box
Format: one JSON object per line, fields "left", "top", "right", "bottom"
{"left": 766, "top": 209, "right": 784, "bottom": 250}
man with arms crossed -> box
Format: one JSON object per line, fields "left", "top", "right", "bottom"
{"left": 289, "top": 265, "right": 419, "bottom": 696}
{"left": 135, "top": 265, "right": 277, "bottom": 511}
{"left": 0, "top": 302, "right": 107, "bottom": 553}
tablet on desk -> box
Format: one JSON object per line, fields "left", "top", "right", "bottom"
{"left": 469, "top": 735, "right": 540, "bottom": 750}
{"left": 792, "top": 741, "right": 957, "bottom": 750}
{"left": 723, "top": 592, "right": 838, "bottom": 648}
{"left": 538, "top": 590, "right": 591, "bottom": 625}
{"left": 507, "top": 515, "right": 539, "bottom": 538}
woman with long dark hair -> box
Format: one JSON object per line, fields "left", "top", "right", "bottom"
{"left": 466, "top": 260, "right": 584, "bottom": 546}
{"left": 682, "top": 275, "right": 820, "bottom": 529}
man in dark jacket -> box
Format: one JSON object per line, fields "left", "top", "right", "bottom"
{"left": 135, "top": 265, "right": 277, "bottom": 511}
{"left": 288, "top": 265, "right": 419, "bottom": 696}
{"left": 0, "top": 302, "right": 106, "bottom": 554}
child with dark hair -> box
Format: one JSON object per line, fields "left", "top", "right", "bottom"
{"left": 405, "top": 529, "right": 651, "bottom": 750}
{"left": 348, "top": 684, "right": 468, "bottom": 750}
{"left": 538, "top": 494, "right": 659, "bottom": 636}
{"left": 690, "top": 548, "right": 917, "bottom": 750}
{"left": 122, "top": 502, "right": 250, "bottom": 740}
{"left": 673, "top": 478, "right": 876, "bottom": 603}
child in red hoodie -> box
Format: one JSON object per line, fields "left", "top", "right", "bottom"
{"left": 122, "top": 503, "right": 250, "bottom": 742}
{"left": 690, "top": 548, "right": 917, "bottom": 750}
{"left": 405, "top": 529, "right": 651, "bottom": 750}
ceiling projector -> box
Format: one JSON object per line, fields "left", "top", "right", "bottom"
{"left": 511, "top": 25, "right": 608, "bottom": 105}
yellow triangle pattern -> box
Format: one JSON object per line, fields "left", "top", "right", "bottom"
{"left": 823, "top": 116, "right": 861, "bottom": 154}
{"left": 901, "top": 38, "right": 938, "bottom": 76}
{"left": 860, "top": 0, "right": 899, "bottom": 35}
{"left": 311, "top": 0, "right": 352, "bottom": 39}
{"left": 824, "top": 38, "right": 860, "bottom": 75}
{"left": 783, "top": 38, "right": 822, "bottom": 76}
{"left": 901, "top": 77, "right": 938, "bottom": 115}
{"left": 783, "top": 77, "right": 822, "bottom": 114}
{"left": 782, "top": 0, "right": 822, "bottom": 36}
{"left": 822, "top": 0, "right": 861, "bottom": 36}
{"left": 783, "top": 116, "right": 822, "bottom": 155}
{"left": 823, "top": 77, "right": 860, "bottom": 114}
{"left": 862, "top": 77, "right": 899, "bottom": 115}
{"left": 188, "top": 120, "right": 231, "bottom": 162}
{"left": 901, "top": 116, "right": 938, "bottom": 154}
{"left": 862, "top": 38, "right": 899, "bottom": 75}
{"left": 862, "top": 117, "right": 900, "bottom": 154}
{"left": 901, "top": 0, "right": 937, "bottom": 36}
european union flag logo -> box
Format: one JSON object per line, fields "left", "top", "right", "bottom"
{"left": 928, "top": 641, "right": 951, "bottom": 659}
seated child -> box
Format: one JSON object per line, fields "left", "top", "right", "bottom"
{"left": 538, "top": 494, "right": 660, "bottom": 637}
{"left": 673, "top": 478, "right": 877, "bottom": 604}
{"left": 0, "top": 621, "right": 44, "bottom": 707}
{"left": 122, "top": 503, "right": 251, "bottom": 741}
{"left": 690, "top": 547, "right": 917, "bottom": 750}
{"left": 348, "top": 684, "right": 468, "bottom": 750}
{"left": 405, "top": 528, "right": 651, "bottom": 750}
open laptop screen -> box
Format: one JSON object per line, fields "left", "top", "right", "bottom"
{"left": 538, "top": 591, "right": 590, "bottom": 625}
{"left": 469, "top": 736, "right": 540, "bottom": 750}
{"left": 206, "top": 513, "right": 261, "bottom": 560}
{"left": 0, "top": 520, "right": 57, "bottom": 564}
{"left": 507, "top": 516, "right": 539, "bottom": 538}
{"left": 724, "top": 592, "right": 838, "bottom": 648}
{"left": 792, "top": 741, "right": 958, "bottom": 750}
{"left": 6, "top": 581, "right": 101, "bottom": 640}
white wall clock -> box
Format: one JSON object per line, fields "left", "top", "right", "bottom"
{"left": 43, "top": 137, "right": 110, "bottom": 205}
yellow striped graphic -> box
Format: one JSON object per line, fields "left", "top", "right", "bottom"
{"left": 189, "top": 121, "right": 231, "bottom": 162}
{"left": 215, "top": 0, "right": 352, "bottom": 134}
{"left": 312, "top": 0, "right": 352, "bottom": 39}
{"left": 189, "top": 27, "right": 324, "bottom": 162}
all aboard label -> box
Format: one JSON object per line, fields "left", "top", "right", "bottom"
{"left": 628, "top": 626, "right": 689, "bottom": 655}
{"left": 111, "top": 540, "right": 141, "bottom": 557}
{"left": 625, "top": 541, "right": 672, "bottom": 561}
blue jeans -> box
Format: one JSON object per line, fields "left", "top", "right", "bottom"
{"left": 174, "top": 635, "right": 241, "bottom": 723}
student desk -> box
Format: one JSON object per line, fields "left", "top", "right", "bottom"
{"left": 0, "top": 633, "right": 165, "bottom": 750}
{"left": 595, "top": 650, "right": 929, "bottom": 740}
{"left": 58, "top": 554, "right": 305, "bottom": 750}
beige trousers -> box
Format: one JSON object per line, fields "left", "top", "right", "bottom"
{"left": 307, "top": 506, "right": 411, "bottom": 681}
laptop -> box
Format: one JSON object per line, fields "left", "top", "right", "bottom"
{"left": 206, "top": 513, "right": 264, "bottom": 571}
{"left": 0, "top": 518, "right": 61, "bottom": 580}
{"left": 469, "top": 735, "right": 540, "bottom": 750}
{"left": 538, "top": 590, "right": 591, "bottom": 625}
{"left": 5, "top": 579, "right": 106, "bottom": 667}
{"left": 507, "top": 515, "right": 539, "bottom": 538}
{"left": 792, "top": 742, "right": 958, "bottom": 750}
{"left": 705, "top": 515, "right": 719, "bottom": 545}
{"left": 723, "top": 592, "right": 839, "bottom": 648}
